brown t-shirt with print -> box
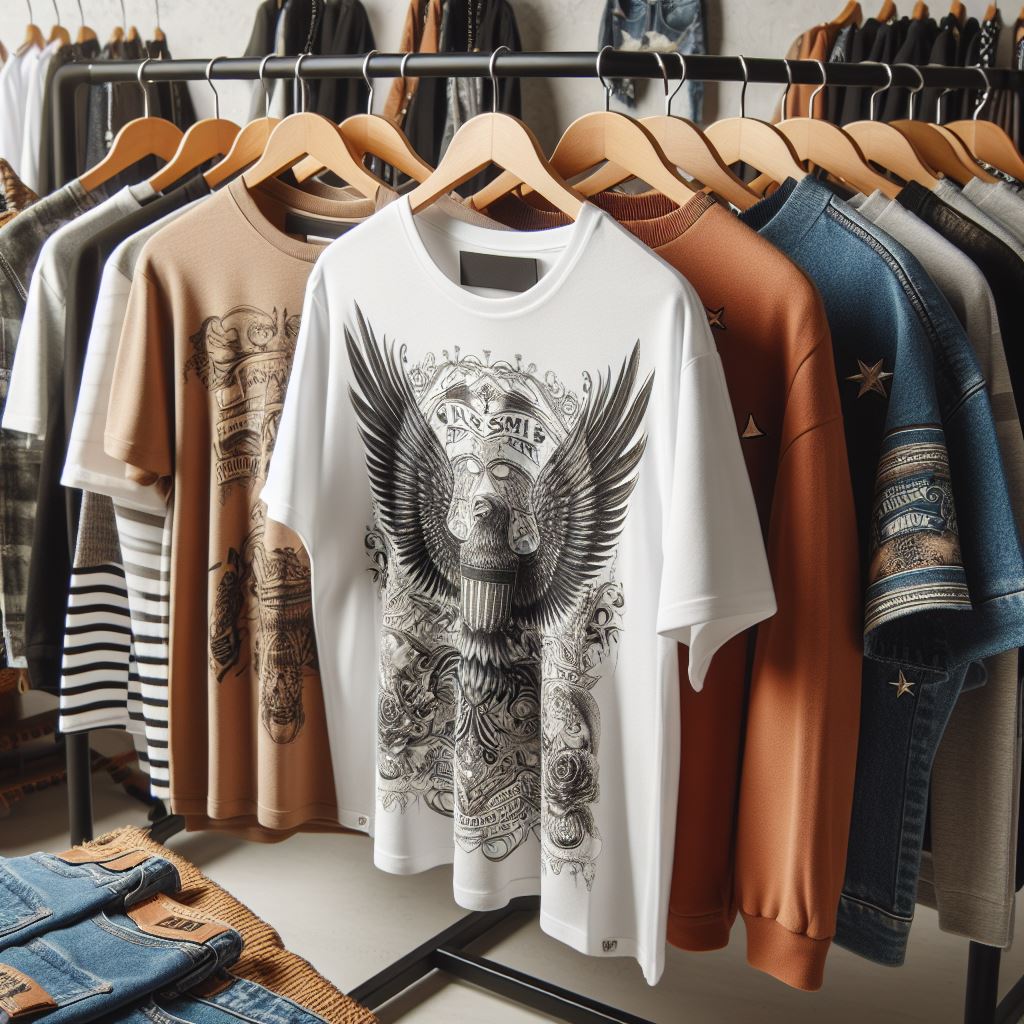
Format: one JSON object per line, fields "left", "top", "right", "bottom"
{"left": 487, "top": 189, "right": 862, "bottom": 991}
{"left": 105, "top": 178, "right": 381, "bottom": 833}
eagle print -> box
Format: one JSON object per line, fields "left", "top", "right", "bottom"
{"left": 347, "top": 305, "right": 653, "bottom": 885}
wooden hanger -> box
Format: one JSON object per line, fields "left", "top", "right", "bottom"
{"left": 293, "top": 51, "right": 433, "bottom": 185}
{"left": 774, "top": 59, "right": 902, "bottom": 197}
{"left": 148, "top": 58, "right": 240, "bottom": 192}
{"left": 844, "top": 63, "right": 942, "bottom": 188}
{"left": 22, "top": 0, "right": 45, "bottom": 51}
{"left": 243, "top": 53, "right": 387, "bottom": 197}
{"left": 409, "top": 47, "right": 584, "bottom": 218}
{"left": 890, "top": 66, "right": 999, "bottom": 183}
{"left": 983, "top": 3, "right": 999, "bottom": 20}
{"left": 557, "top": 52, "right": 757, "bottom": 210}
{"left": 830, "top": 1, "right": 864, "bottom": 29}
{"left": 79, "top": 57, "right": 183, "bottom": 191}
{"left": 912, "top": 0, "right": 929, "bottom": 17}
{"left": 205, "top": 54, "right": 280, "bottom": 188}
{"left": 472, "top": 47, "right": 697, "bottom": 211}
{"left": 949, "top": 0, "right": 966, "bottom": 23}
{"left": 74, "top": 0, "right": 96, "bottom": 42}
{"left": 46, "top": 0, "right": 70, "bottom": 45}
{"left": 703, "top": 55, "right": 807, "bottom": 188}
{"left": 946, "top": 67, "right": 1024, "bottom": 179}
{"left": 876, "top": 0, "right": 897, "bottom": 21}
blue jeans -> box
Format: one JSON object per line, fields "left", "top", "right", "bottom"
{"left": 0, "top": 899, "right": 241, "bottom": 1023}
{"left": 598, "top": 0, "right": 705, "bottom": 120}
{"left": 103, "top": 976, "right": 329, "bottom": 1024}
{"left": 0, "top": 851, "right": 180, "bottom": 951}
{"left": 835, "top": 650, "right": 969, "bottom": 964}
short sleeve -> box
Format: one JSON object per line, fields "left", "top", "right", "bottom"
{"left": 262, "top": 269, "right": 330, "bottom": 551}
{"left": 103, "top": 259, "right": 175, "bottom": 491}
{"left": 657, "top": 350, "right": 776, "bottom": 691}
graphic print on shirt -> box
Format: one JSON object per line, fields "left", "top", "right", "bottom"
{"left": 348, "top": 305, "right": 653, "bottom": 886}
{"left": 185, "top": 305, "right": 318, "bottom": 744}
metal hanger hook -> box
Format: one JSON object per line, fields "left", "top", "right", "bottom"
{"left": 809, "top": 59, "right": 827, "bottom": 119}
{"left": 50, "top": 0, "right": 61, "bottom": 27}
{"left": 399, "top": 51, "right": 413, "bottom": 81}
{"left": 26, "top": 0, "right": 34, "bottom": 25}
{"left": 118, "top": 0, "right": 126, "bottom": 32}
{"left": 897, "top": 62, "right": 925, "bottom": 119}
{"left": 137, "top": 56, "right": 152, "bottom": 117}
{"left": 154, "top": 0, "right": 160, "bottom": 31}
{"left": 362, "top": 49, "right": 378, "bottom": 116}
{"left": 780, "top": 58, "right": 793, "bottom": 113}
{"left": 295, "top": 52, "right": 311, "bottom": 114}
{"left": 972, "top": 65, "right": 991, "bottom": 120}
{"left": 596, "top": 44, "right": 614, "bottom": 112}
{"left": 490, "top": 44, "right": 510, "bottom": 114}
{"left": 76, "top": 0, "right": 85, "bottom": 31}
{"left": 258, "top": 54, "right": 274, "bottom": 120}
{"left": 935, "top": 85, "right": 953, "bottom": 124}
{"left": 869, "top": 62, "right": 893, "bottom": 121}
{"left": 651, "top": 51, "right": 669, "bottom": 113}
{"left": 667, "top": 52, "right": 686, "bottom": 116}
{"left": 205, "top": 57, "right": 224, "bottom": 120}
{"left": 737, "top": 53, "right": 749, "bottom": 117}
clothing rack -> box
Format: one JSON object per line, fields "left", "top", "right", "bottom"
{"left": 47, "top": 50, "right": 1024, "bottom": 1024}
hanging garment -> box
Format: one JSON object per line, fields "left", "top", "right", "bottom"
{"left": 144, "top": 37, "right": 197, "bottom": 136}
{"left": 741, "top": 175, "right": 1024, "bottom": 968}
{"left": 825, "top": 22, "right": 856, "bottom": 125}
{"left": 0, "top": 42, "right": 42, "bottom": 176}
{"left": 597, "top": 0, "right": 706, "bottom": 121}
{"left": 0, "top": 160, "right": 37, "bottom": 229}
{"left": 881, "top": 16, "right": 938, "bottom": 121}
{"left": 243, "top": 0, "right": 286, "bottom": 120}
{"left": 933, "top": 178, "right": 1024, "bottom": 251}
{"left": 104, "top": 179, "right": 394, "bottom": 833}
{"left": 313, "top": 0, "right": 376, "bottom": 124}
{"left": 19, "top": 38, "right": 61, "bottom": 194}
{"left": 837, "top": 17, "right": 885, "bottom": 124}
{"left": 383, "top": 0, "right": 443, "bottom": 130}
{"left": 0, "top": 177, "right": 119, "bottom": 669}
{"left": 262, "top": 196, "right": 775, "bottom": 985}
{"left": 919, "top": 13, "right": 961, "bottom": 122}
{"left": 963, "top": 178, "right": 1024, "bottom": 241}
{"left": 483, "top": 187, "right": 862, "bottom": 993}
{"left": 850, "top": 189, "right": 1023, "bottom": 949}
{"left": 84, "top": 36, "right": 145, "bottom": 175}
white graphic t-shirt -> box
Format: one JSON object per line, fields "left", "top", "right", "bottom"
{"left": 262, "top": 197, "right": 775, "bottom": 984}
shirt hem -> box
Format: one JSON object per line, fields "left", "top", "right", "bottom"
{"left": 539, "top": 911, "right": 661, "bottom": 986}
{"left": 170, "top": 795, "right": 349, "bottom": 833}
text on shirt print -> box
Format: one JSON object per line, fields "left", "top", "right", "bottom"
{"left": 185, "top": 305, "right": 318, "bottom": 745}
{"left": 864, "top": 425, "right": 971, "bottom": 633}
{"left": 349, "top": 305, "right": 653, "bottom": 888}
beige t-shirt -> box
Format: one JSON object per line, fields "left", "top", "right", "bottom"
{"left": 105, "top": 177, "right": 382, "bottom": 832}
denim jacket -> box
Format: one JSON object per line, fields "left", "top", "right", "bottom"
{"left": 0, "top": 179, "right": 111, "bottom": 666}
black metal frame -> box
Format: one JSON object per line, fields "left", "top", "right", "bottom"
{"left": 50, "top": 49, "right": 1024, "bottom": 1024}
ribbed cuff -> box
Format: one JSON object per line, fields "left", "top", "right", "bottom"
{"left": 666, "top": 908, "right": 733, "bottom": 952}
{"left": 742, "top": 912, "right": 831, "bottom": 992}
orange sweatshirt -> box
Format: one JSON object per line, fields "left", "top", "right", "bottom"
{"left": 486, "top": 190, "right": 862, "bottom": 991}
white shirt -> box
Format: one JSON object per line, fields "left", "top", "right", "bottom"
{"left": 19, "top": 39, "right": 60, "bottom": 193}
{"left": 0, "top": 44, "right": 40, "bottom": 178}
{"left": 263, "top": 197, "right": 775, "bottom": 983}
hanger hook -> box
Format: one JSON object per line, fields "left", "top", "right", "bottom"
{"left": 154, "top": 0, "right": 159, "bottom": 31}
{"left": 76, "top": 0, "right": 85, "bottom": 31}
{"left": 808, "top": 59, "right": 827, "bottom": 119}
{"left": 26, "top": 0, "right": 34, "bottom": 25}
{"left": 780, "top": 57, "right": 793, "bottom": 113}
{"left": 651, "top": 51, "right": 670, "bottom": 111}
{"left": 399, "top": 50, "right": 413, "bottom": 85}
{"left": 258, "top": 54, "right": 274, "bottom": 120}
{"left": 973, "top": 64, "right": 991, "bottom": 120}
{"left": 137, "top": 56, "right": 151, "bottom": 117}
{"left": 597, "top": 44, "right": 614, "bottom": 112}
{"left": 205, "top": 57, "right": 223, "bottom": 120}
{"left": 119, "top": 0, "right": 126, "bottom": 32}
{"left": 362, "top": 48, "right": 378, "bottom": 116}
{"left": 295, "top": 52, "right": 311, "bottom": 114}
{"left": 737, "top": 53, "right": 749, "bottom": 117}
{"left": 490, "top": 44, "right": 510, "bottom": 114}
{"left": 935, "top": 86, "right": 952, "bottom": 124}
{"left": 898, "top": 62, "right": 925, "bottom": 119}
{"left": 869, "top": 62, "right": 893, "bottom": 121}
{"left": 50, "top": 0, "right": 61, "bottom": 27}
{"left": 667, "top": 52, "right": 686, "bottom": 116}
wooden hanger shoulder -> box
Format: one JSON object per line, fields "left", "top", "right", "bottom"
{"left": 704, "top": 116, "right": 807, "bottom": 189}
{"left": 891, "top": 119, "right": 996, "bottom": 183}
{"left": 844, "top": 119, "right": 942, "bottom": 188}
{"left": 148, "top": 118, "right": 240, "bottom": 192}
{"left": 78, "top": 118, "right": 183, "bottom": 192}
{"left": 204, "top": 117, "right": 281, "bottom": 188}
{"left": 945, "top": 119, "right": 1024, "bottom": 180}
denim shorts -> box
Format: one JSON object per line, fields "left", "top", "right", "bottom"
{"left": 599, "top": 0, "right": 706, "bottom": 119}
{"left": 109, "top": 976, "right": 330, "bottom": 1024}
{"left": 0, "top": 896, "right": 241, "bottom": 1023}
{"left": 0, "top": 849, "right": 180, "bottom": 952}
{"left": 835, "top": 650, "right": 969, "bottom": 964}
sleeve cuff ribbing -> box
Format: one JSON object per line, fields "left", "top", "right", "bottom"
{"left": 742, "top": 912, "right": 831, "bottom": 991}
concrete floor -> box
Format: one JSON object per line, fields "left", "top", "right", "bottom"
{"left": 5, "top": 758, "right": 1024, "bottom": 1024}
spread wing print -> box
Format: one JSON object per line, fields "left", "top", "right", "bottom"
{"left": 345, "top": 305, "right": 460, "bottom": 601}
{"left": 513, "top": 342, "right": 653, "bottom": 630}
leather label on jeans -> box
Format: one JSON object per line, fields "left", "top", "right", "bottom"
{"left": 128, "top": 895, "right": 231, "bottom": 945}
{"left": 55, "top": 847, "right": 150, "bottom": 871}
{"left": 0, "top": 965, "right": 57, "bottom": 1018}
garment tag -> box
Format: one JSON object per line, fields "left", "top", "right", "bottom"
{"left": 55, "top": 847, "right": 150, "bottom": 871}
{"left": 283, "top": 212, "right": 354, "bottom": 244}
{"left": 459, "top": 251, "right": 539, "bottom": 292}
{"left": 128, "top": 895, "right": 231, "bottom": 945}
{"left": 0, "top": 965, "right": 57, "bottom": 1019}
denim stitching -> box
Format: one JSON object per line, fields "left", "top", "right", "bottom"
{"left": 29, "top": 937, "right": 113, "bottom": 995}
{"left": 840, "top": 890, "right": 914, "bottom": 922}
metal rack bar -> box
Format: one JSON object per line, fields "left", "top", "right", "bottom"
{"left": 50, "top": 48, "right": 1024, "bottom": 1024}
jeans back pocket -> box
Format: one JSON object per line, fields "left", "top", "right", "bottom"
{"left": 0, "top": 866, "right": 50, "bottom": 940}
{"left": 1, "top": 938, "right": 111, "bottom": 1012}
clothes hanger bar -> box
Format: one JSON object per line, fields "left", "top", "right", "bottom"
{"left": 52, "top": 53, "right": 1024, "bottom": 90}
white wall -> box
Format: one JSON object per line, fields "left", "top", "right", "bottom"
{"left": 0, "top": 0, "right": 1005, "bottom": 150}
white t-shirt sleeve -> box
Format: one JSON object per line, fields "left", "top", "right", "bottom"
{"left": 657, "top": 345, "right": 776, "bottom": 692}
{"left": 262, "top": 270, "right": 330, "bottom": 546}
{"left": 2, "top": 254, "right": 62, "bottom": 439}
